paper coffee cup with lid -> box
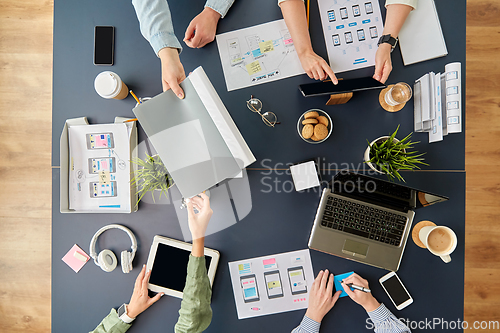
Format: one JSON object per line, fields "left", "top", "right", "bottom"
{"left": 94, "top": 71, "right": 129, "bottom": 100}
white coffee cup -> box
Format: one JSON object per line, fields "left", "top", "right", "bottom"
{"left": 94, "top": 71, "right": 129, "bottom": 100}
{"left": 419, "top": 226, "right": 457, "bottom": 263}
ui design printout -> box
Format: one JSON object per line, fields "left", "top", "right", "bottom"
{"left": 228, "top": 249, "right": 314, "bottom": 319}
{"left": 68, "top": 123, "right": 131, "bottom": 211}
{"left": 216, "top": 19, "right": 305, "bottom": 91}
{"left": 317, "top": 0, "right": 384, "bottom": 73}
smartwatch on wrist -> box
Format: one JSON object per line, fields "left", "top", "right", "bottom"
{"left": 377, "top": 34, "right": 398, "bottom": 52}
{"left": 117, "top": 304, "right": 135, "bottom": 324}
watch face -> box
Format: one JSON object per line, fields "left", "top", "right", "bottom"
{"left": 118, "top": 304, "right": 126, "bottom": 317}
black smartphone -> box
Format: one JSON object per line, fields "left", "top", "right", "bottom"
{"left": 299, "top": 77, "right": 386, "bottom": 97}
{"left": 94, "top": 26, "right": 115, "bottom": 66}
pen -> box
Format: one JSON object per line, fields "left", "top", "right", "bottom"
{"left": 124, "top": 118, "right": 138, "bottom": 123}
{"left": 345, "top": 282, "right": 371, "bottom": 293}
{"left": 130, "top": 90, "right": 141, "bottom": 104}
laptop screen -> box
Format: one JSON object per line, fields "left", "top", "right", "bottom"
{"left": 330, "top": 171, "right": 448, "bottom": 212}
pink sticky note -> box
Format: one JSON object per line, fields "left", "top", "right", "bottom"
{"left": 62, "top": 244, "right": 90, "bottom": 273}
{"left": 263, "top": 258, "right": 275, "bottom": 265}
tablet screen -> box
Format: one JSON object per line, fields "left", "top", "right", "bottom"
{"left": 149, "top": 243, "right": 212, "bottom": 292}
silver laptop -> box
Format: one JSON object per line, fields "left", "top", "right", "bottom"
{"left": 308, "top": 171, "right": 448, "bottom": 271}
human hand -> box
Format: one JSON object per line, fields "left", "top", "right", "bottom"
{"left": 341, "top": 273, "right": 380, "bottom": 312}
{"left": 158, "top": 47, "right": 186, "bottom": 98}
{"left": 184, "top": 7, "right": 221, "bottom": 48}
{"left": 186, "top": 192, "right": 213, "bottom": 240}
{"left": 298, "top": 49, "right": 338, "bottom": 84}
{"left": 305, "top": 269, "right": 342, "bottom": 323}
{"left": 373, "top": 43, "right": 393, "bottom": 83}
{"left": 127, "top": 265, "right": 163, "bottom": 318}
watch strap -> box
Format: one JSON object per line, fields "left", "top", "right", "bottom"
{"left": 118, "top": 304, "right": 135, "bottom": 324}
{"left": 378, "top": 34, "right": 398, "bottom": 48}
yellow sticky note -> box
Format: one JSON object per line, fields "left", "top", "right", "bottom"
{"left": 259, "top": 40, "right": 274, "bottom": 53}
{"left": 246, "top": 60, "right": 262, "bottom": 75}
{"left": 99, "top": 171, "right": 110, "bottom": 185}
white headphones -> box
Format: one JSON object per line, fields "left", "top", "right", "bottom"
{"left": 89, "top": 224, "right": 138, "bottom": 273}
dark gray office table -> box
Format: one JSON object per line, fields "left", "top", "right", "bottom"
{"left": 52, "top": 0, "right": 466, "bottom": 332}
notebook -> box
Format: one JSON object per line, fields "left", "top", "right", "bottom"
{"left": 398, "top": 0, "right": 448, "bottom": 66}
{"left": 133, "top": 67, "right": 255, "bottom": 199}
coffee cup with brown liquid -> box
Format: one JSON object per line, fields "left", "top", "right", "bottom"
{"left": 419, "top": 226, "right": 457, "bottom": 263}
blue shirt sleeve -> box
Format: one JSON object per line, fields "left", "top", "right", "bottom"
{"left": 291, "top": 315, "right": 321, "bottom": 333}
{"left": 367, "top": 303, "right": 412, "bottom": 333}
{"left": 132, "top": 0, "right": 183, "bottom": 56}
{"left": 205, "top": 0, "right": 235, "bottom": 18}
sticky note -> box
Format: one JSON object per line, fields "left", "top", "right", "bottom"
{"left": 99, "top": 171, "right": 110, "bottom": 185}
{"left": 259, "top": 40, "right": 274, "bottom": 53}
{"left": 246, "top": 61, "right": 262, "bottom": 75}
{"left": 62, "top": 244, "right": 90, "bottom": 273}
{"left": 334, "top": 271, "right": 354, "bottom": 297}
{"left": 290, "top": 161, "right": 320, "bottom": 191}
{"left": 263, "top": 258, "right": 278, "bottom": 270}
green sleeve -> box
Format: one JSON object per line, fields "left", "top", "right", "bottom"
{"left": 174, "top": 255, "right": 213, "bottom": 333}
{"left": 89, "top": 309, "right": 132, "bottom": 333}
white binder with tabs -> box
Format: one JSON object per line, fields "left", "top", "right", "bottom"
{"left": 398, "top": 0, "right": 448, "bottom": 66}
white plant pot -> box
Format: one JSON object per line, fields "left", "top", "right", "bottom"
{"left": 364, "top": 136, "right": 402, "bottom": 174}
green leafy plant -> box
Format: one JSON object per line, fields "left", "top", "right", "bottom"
{"left": 131, "top": 154, "right": 174, "bottom": 205}
{"left": 365, "top": 125, "right": 428, "bottom": 182}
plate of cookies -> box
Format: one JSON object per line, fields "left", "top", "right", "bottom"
{"left": 297, "top": 109, "right": 333, "bottom": 144}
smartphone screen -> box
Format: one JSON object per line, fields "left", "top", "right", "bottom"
{"left": 90, "top": 181, "right": 117, "bottom": 198}
{"left": 86, "top": 133, "right": 114, "bottom": 149}
{"left": 299, "top": 77, "right": 386, "bottom": 97}
{"left": 240, "top": 275, "right": 260, "bottom": 303}
{"left": 89, "top": 157, "right": 116, "bottom": 174}
{"left": 381, "top": 275, "right": 411, "bottom": 306}
{"left": 288, "top": 267, "right": 307, "bottom": 295}
{"left": 94, "top": 26, "right": 114, "bottom": 65}
{"left": 264, "top": 271, "right": 284, "bottom": 299}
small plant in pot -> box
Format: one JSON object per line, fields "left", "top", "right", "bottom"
{"left": 131, "top": 154, "right": 174, "bottom": 205}
{"left": 364, "top": 125, "right": 428, "bottom": 182}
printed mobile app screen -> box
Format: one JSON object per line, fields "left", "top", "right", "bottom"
{"left": 90, "top": 181, "right": 117, "bottom": 198}
{"left": 264, "top": 271, "right": 284, "bottom": 298}
{"left": 288, "top": 267, "right": 307, "bottom": 295}
{"left": 87, "top": 133, "right": 114, "bottom": 149}
{"left": 241, "top": 275, "right": 260, "bottom": 303}
{"left": 90, "top": 157, "right": 115, "bottom": 173}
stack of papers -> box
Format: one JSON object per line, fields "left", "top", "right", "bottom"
{"left": 414, "top": 62, "right": 462, "bottom": 143}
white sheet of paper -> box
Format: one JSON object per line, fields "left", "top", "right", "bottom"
{"left": 228, "top": 249, "right": 314, "bottom": 319}
{"left": 216, "top": 19, "right": 305, "bottom": 91}
{"left": 444, "top": 62, "right": 462, "bottom": 133}
{"left": 68, "top": 123, "right": 130, "bottom": 212}
{"left": 317, "top": 0, "right": 384, "bottom": 73}
{"left": 429, "top": 73, "right": 443, "bottom": 143}
{"left": 290, "top": 161, "right": 321, "bottom": 191}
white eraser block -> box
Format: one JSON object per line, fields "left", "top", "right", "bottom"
{"left": 290, "top": 161, "right": 321, "bottom": 191}
{"left": 73, "top": 251, "right": 88, "bottom": 262}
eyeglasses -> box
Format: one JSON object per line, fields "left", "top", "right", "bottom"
{"left": 246, "top": 96, "right": 279, "bottom": 127}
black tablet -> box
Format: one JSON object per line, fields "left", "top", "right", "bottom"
{"left": 146, "top": 235, "right": 220, "bottom": 298}
{"left": 299, "top": 77, "right": 386, "bottom": 97}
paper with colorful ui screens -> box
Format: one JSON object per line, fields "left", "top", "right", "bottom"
{"left": 317, "top": 0, "right": 384, "bottom": 73}
{"left": 228, "top": 249, "right": 314, "bottom": 319}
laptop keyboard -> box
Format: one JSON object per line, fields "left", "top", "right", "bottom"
{"left": 320, "top": 196, "right": 408, "bottom": 247}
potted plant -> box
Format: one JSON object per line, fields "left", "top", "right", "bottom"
{"left": 131, "top": 153, "right": 174, "bottom": 205}
{"left": 364, "top": 125, "right": 428, "bottom": 182}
